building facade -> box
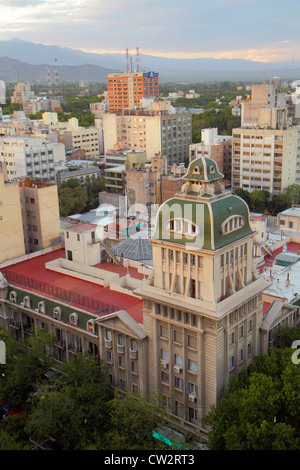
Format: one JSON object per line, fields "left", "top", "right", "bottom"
{"left": 0, "top": 136, "right": 57, "bottom": 183}
{"left": 1, "top": 157, "right": 299, "bottom": 439}
{"left": 107, "top": 71, "right": 159, "bottom": 113}
{"left": 231, "top": 126, "right": 300, "bottom": 195}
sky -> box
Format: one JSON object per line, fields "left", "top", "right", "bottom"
{"left": 0, "top": 0, "right": 299, "bottom": 63}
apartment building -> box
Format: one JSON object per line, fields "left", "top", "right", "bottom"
{"left": 0, "top": 136, "right": 58, "bottom": 183}
{"left": 0, "top": 169, "right": 25, "bottom": 262}
{"left": 11, "top": 82, "right": 34, "bottom": 105}
{"left": 107, "top": 71, "right": 159, "bottom": 113}
{"left": 103, "top": 102, "right": 192, "bottom": 165}
{"left": 231, "top": 126, "right": 300, "bottom": 195}
{"left": 63, "top": 118, "right": 100, "bottom": 160}
{"left": 19, "top": 178, "right": 61, "bottom": 253}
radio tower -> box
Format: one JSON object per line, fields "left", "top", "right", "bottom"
{"left": 47, "top": 64, "right": 52, "bottom": 97}
{"left": 54, "top": 58, "right": 60, "bottom": 96}
{"left": 136, "top": 47, "right": 141, "bottom": 72}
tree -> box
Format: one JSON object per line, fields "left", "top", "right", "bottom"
{"left": 100, "top": 391, "right": 168, "bottom": 450}
{"left": 26, "top": 353, "right": 113, "bottom": 450}
{"left": 205, "top": 348, "right": 300, "bottom": 450}
{"left": 59, "top": 186, "right": 88, "bottom": 217}
{"left": 0, "top": 329, "right": 55, "bottom": 405}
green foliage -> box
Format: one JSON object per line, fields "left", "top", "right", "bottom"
{"left": 274, "top": 326, "right": 300, "bottom": 349}
{"left": 233, "top": 184, "right": 299, "bottom": 215}
{"left": 206, "top": 347, "right": 300, "bottom": 450}
{"left": 59, "top": 176, "right": 106, "bottom": 215}
{"left": 26, "top": 353, "right": 113, "bottom": 450}
{"left": 58, "top": 185, "right": 88, "bottom": 217}
{"left": 0, "top": 329, "right": 55, "bottom": 405}
{"left": 192, "top": 106, "right": 240, "bottom": 142}
{"left": 101, "top": 391, "right": 167, "bottom": 450}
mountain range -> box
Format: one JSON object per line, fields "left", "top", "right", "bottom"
{"left": 1, "top": 38, "right": 300, "bottom": 83}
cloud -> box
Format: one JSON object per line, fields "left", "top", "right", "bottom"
{"left": 0, "top": 0, "right": 299, "bottom": 62}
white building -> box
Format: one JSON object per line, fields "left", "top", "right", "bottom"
{"left": 0, "top": 136, "right": 63, "bottom": 182}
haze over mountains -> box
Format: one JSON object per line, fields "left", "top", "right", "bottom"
{"left": 0, "top": 38, "right": 299, "bottom": 83}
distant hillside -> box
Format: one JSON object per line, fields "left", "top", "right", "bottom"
{"left": 0, "top": 56, "right": 118, "bottom": 83}
{"left": 0, "top": 38, "right": 300, "bottom": 82}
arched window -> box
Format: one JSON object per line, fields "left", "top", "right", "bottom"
{"left": 53, "top": 306, "right": 62, "bottom": 320}
{"left": 70, "top": 313, "right": 78, "bottom": 326}
{"left": 23, "top": 296, "right": 30, "bottom": 308}
{"left": 38, "top": 301, "right": 46, "bottom": 314}
{"left": 9, "top": 291, "right": 17, "bottom": 303}
{"left": 165, "top": 218, "right": 200, "bottom": 239}
{"left": 87, "top": 319, "right": 95, "bottom": 333}
{"left": 221, "top": 215, "right": 245, "bottom": 235}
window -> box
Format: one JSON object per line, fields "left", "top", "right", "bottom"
{"left": 106, "top": 330, "right": 112, "bottom": 340}
{"left": 161, "top": 349, "right": 169, "bottom": 361}
{"left": 161, "top": 371, "right": 169, "bottom": 384}
{"left": 160, "top": 325, "right": 168, "bottom": 338}
{"left": 118, "top": 355, "right": 125, "bottom": 368}
{"left": 221, "top": 215, "right": 245, "bottom": 235}
{"left": 70, "top": 312, "right": 78, "bottom": 325}
{"left": 188, "top": 359, "right": 197, "bottom": 373}
{"left": 174, "top": 354, "right": 183, "bottom": 366}
{"left": 188, "top": 335, "right": 197, "bottom": 349}
{"left": 9, "top": 291, "right": 17, "bottom": 303}
{"left": 175, "top": 376, "right": 183, "bottom": 390}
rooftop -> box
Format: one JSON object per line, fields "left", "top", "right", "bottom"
{"left": 0, "top": 249, "right": 144, "bottom": 324}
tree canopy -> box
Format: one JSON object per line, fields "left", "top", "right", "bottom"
{"left": 205, "top": 347, "right": 300, "bottom": 450}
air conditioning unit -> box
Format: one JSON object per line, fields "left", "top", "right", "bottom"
{"left": 160, "top": 361, "right": 169, "bottom": 369}
{"left": 20, "top": 302, "right": 24, "bottom": 307}
{"left": 173, "top": 365, "right": 183, "bottom": 373}
{"left": 35, "top": 309, "right": 39, "bottom": 313}
{"left": 188, "top": 393, "right": 197, "bottom": 403}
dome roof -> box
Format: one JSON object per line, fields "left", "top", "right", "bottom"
{"left": 152, "top": 194, "right": 252, "bottom": 251}
{"left": 183, "top": 156, "right": 223, "bottom": 183}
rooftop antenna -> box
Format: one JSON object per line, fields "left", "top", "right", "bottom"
{"left": 47, "top": 64, "right": 52, "bottom": 97}
{"left": 136, "top": 47, "right": 140, "bottom": 72}
{"left": 126, "top": 48, "right": 129, "bottom": 73}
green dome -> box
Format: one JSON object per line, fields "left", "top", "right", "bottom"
{"left": 152, "top": 194, "right": 253, "bottom": 251}
{"left": 183, "top": 156, "right": 223, "bottom": 182}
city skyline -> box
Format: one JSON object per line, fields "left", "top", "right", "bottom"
{"left": 0, "top": 0, "right": 299, "bottom": 64}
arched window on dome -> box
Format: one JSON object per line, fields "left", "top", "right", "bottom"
{"left": 166, "top": 218, "right": 200, "bottom": 239}
{"left": 221, "top": 215, "right": 245, "bottom": 235}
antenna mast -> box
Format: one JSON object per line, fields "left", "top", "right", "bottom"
{"left": 136, "top": 47, "right": 140, "bottom": 72}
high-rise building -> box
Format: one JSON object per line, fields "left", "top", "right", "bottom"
{"left": 231, "top": 126, "right": 300, "bottom": 195}
{"left": 103, "top": 101, "right": 192, "bottom": 165}
{"left": 107, "top": 71, "right": 159, "bottom": 113}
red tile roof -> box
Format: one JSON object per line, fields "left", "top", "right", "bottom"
{"left": 1, "top": 249, "right": 144, "bottom": 324}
